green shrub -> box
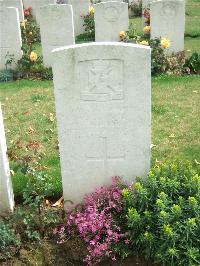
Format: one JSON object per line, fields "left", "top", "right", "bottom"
{"left": 76, "top": 7, "right": 95, "bottom": 43}
{"left": 185, "top": 52, "right": 200, "bottom": 74}
{"left": 0, "top": 221, "right": 20, "bottom": 260}
{"left": 122, "top": 161, "right": 200, "bottom": 266}
{"left": 129, "top": 0, "right": 142, "bottom": 17}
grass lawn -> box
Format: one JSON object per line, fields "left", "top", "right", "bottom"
{"left": 0, "top": 76, "right": 199, "bottom": 198}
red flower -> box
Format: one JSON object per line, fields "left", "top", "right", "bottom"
{"left": 24, "top": 10, "right": 30, "bottom": 16}
{"left": 27, "top": 7, "right": 32, "bottom": 11}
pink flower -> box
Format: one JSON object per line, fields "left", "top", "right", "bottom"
{"left": 125, "top": 239, "right": 130, "bottom": 245}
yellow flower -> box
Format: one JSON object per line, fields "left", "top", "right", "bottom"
{"left": 172, "top": 204, "right": 181, "bottom": 213}
{"left": 187, "top": 218, "right": 196, "bottom": 228}
{"left": 21, "top": 19, "right": 27, "bottom": 28}
{"left": 143, "top": 26, "right": 151, "bottom": 34}
{"left": 161, "top": 38, "right": 171, "bottom": 49}
{"left": 140, "top": 40, "right": 149, "bottom": 46}
{"left": 29, "top": 32, "right": 33, "bottom": 36}
{"left": 163, "top": 224, "right": 173, "bottom": 235}
{"left": 188, "top": 196, "right": 197, "bottom": 207}
{"left": 121, "top": 188, "right": 130, "bottom": 198}
{"left": 134, "top": 182, "right": 142, "bottom": 191}
{"left": 159, "top": 210, "right": 167, "bottom": 218}
{"left": 119, "top": 31, "right": 126, "bottom": 40}
{"left": 89, "top": 6, "right": 94, "bottom": 15}
{"left": 30, "top": 51, "right": 38, "bottom": 62}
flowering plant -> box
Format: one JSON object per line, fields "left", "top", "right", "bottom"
{"left": 55, "top": 177, "right": 130, "bottom": 265}
{"left": 16, "top": 7, "right": 52, "bottom": 80}
{"left": 143, "top": 8, "right": 150, "bottom": 26}
{"left": 76, "top": 7, "right": 95, "bottom": 42}
{"left": 122, "top": 161, "right": 200, "bottom": 266}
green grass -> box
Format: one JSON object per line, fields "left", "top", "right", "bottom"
{"left": 151, "top": 75, "right": 200, "bottom": 165}
{"left": 0, "top": 80, "right": 62, "bottom": 198}
{"left": 185, "top": 0, "right": 200, "bottom": 37}
{"left": 0, "top": 76, "right": 199, "bottom": 197}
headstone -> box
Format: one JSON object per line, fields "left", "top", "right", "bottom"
{"left": 142, "top": 0, "right": 151, "bottom": 11}
{"left": 94, "top": 1, "right": 129, "bottom": 42}
{"left": 0, "top": 0, "right": 24, "bottom": 21}
{"left": 0, "top": 7, "right": 22, "bottom": 71}
{"left": 151, "top": 0, "right": 185, "bottom": 53}
{"left": 23, "top": 0, "right": 55, "bottom": 23}
{"left": 68, "top": 0, "right": 90, "bottom": 36}
{"left": 101, "top": 0, "right": 123, "bottom": 2}
{"left": 0, "top": 104, "right": 14, "bottom": 216}
{"left": 52, "top": 42, "right": 151, "bottom": 205}
{"left": 39, "top": 4, "right": 75, "bottom": 67}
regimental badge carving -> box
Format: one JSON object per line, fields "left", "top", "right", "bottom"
{"left": 161, "top": 3, "right": 176, "bottom": 18}
{"left": 80, "top": 59, "right": 124, "bottom": 102}
{"left": 104, "top": 6, "right": 120, "bottom": 22}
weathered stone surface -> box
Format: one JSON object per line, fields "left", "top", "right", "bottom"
{"left": 0, "top": 104, "right": 14, "bottom": 216}
{"left": 0, "top": 7, "right": 22, "bottom": 70}
{"left": 52, "top": 42, "right": 151, "bottom": 205}
{"left": 39, "top": 4, "right": 75, "bottom": 67}
{"left": 151, "top": 0, "right": 185, "bottom": 53}
{"left": 94, "top": 1, "right": 129, "bottom": 42}
{"left": 142, "top": 0, "right": 152, "bottom": 10}
{"left": 23, "top": 0, "right": 55, "bottom": 23}
{"left": 0, "top": 0, "right": 24, "bottom": 21}
{"left": 68, "top": 0, "right": 90, "bottom": 36}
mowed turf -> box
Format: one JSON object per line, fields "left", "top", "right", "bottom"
{"left": 0, "top": 76, "right": 199, "bottom": 197}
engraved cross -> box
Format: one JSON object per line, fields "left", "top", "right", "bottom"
{"left": 86, "top": 137, "right": 125, "bottom": 179}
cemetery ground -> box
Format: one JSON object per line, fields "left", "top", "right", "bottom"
{"left": 0, "top": 0, "right": 200, "bottom": 265}
{"left": 0, "top": 75, "right": 200, "bottom": 266}
{"left": 0, "top": 75, "right": 200, "bottom": 200}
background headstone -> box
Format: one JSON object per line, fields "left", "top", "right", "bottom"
{"left": 0, "top": 0, "right": 24, "bottom": 21}
{"left": 39, "top": 4, "right": 75, "bottom": 67}
{"left": 68, "top": 0, "right": 90, "bottom": 36}
{"left": 0, "top": 7, "right": 22, "bottom": 71}
{"left": 95, "top": 1, "right": 129, "bottom": 41}
{"left": 151, "top": 0, "right": 185, "bottom": 53}
{"left": 23, "top": 0, "right": 55, "bottom": 23}
{"left": 52, "top": 42, "right": 151, "bottom": 205}
{"left": 0, "top": 104, "right": 14, "bottom": 216}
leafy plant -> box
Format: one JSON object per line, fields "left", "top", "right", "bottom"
{"left": 122, "top": 161, "right": 200, "bottom": 266}
{"left": 185, "top": 52, "right": 200, "bottom": 74}
{"left": 129, "top": 0, "right": 142, "bottom": 17}
{"left": 0, "top": 221, "right": 20, "bottom": 260}
{"left": 77, "top": 7, "right": 95, "bottom": 42}
{"left": 55, "top": 177, "right": 130, "bottom": 265}
{"left": 15, "top": 8, "right": 52, "bottom": 80}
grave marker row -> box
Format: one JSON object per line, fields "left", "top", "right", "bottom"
{"left": 0, "top": 7, "right": 22, "bottom": 71}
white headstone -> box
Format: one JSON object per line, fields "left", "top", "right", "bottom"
{"left": 0, "top": 104, "right": 14, "bottom": 216}
{"left": 0, "top": 7, "right": 22, "bottom": 71}
{"left": 94, "top": 1, "right": 129, "bottom": 42}
{"left": 23, "top": 0, "right": 55, "bottom": 23}
{"left": 101, "top": 0, "right": 123, "bottom": 2}
{"left": 68, "top": 0, "right": 90, "bottom": 36}
{"left": 39, "top": 4, "right": 75, "bottom": 67}
{"left": 151, "top": 0, "right": 185, "bottom": 54}
{"left": 0, "top": 0, "right": 24, "bottom": 21}
{"left": 142, "top": 0, "right": 152, "bottom": 10}
{"left": 52, "top": 42, "right": 151, "bottom": 205}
